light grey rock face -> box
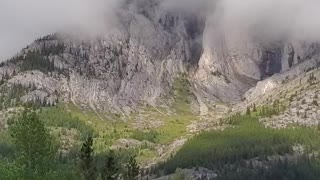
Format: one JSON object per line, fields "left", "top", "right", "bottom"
{"left": 244, "top": 57, "right": 320, "bottom": 103}
{"left": 0, "top": 0, "right": 319, "bottom": 113}
{"left": 181, "top": 167, "right": 218, "bottom": 180}
{"left": 260, "top": 86, "right": 320, "bottom": 129}
{"left": 193, "top": 10, "right": 320, "bottom": 102}
{"left": 1, "top": 1, "right": 199, "bottom": 113}
{"left": 153, "top": 167, "right": 217, "bottom": 180}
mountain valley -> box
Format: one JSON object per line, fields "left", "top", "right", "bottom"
{"left": 1, "top": 0, "right": 320, "bottom": 179}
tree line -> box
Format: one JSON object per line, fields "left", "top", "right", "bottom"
{"left": 0, "top": 107, "right": 140, "bottom": 180}
{"left": 157, "top": 113, "right": 320, "bottom": 178}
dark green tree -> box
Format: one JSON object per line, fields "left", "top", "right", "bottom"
{"left": 4, "top": 71, "right": 10, "bottom": 80}
{"left": 79, "top": 136, "right": 97, "bottom": 180}
{"left": 101, "top": 150, "right": 119, "bottom": 180}
{"left": 9, "top": 107, "right": 57, "bottom": 178}
{"left": 253, "top": 103, "right": 257, "bottom": 112}
{"left": 125, "top": 155, "right": 139, "bottom": 180}
{"left": 246, "top": 106, "right": 251, "bottom": 116}
{"left": 12, "top": 69, "right": 17, "bottom": 76}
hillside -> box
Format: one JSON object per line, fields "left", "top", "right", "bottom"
{"left": 1, "top": 0, "right": 320, "bottom": 179}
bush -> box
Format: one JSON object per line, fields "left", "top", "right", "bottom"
{"left": 130, "top": 130, "right": 159, "bottom": 143}
{"left": 171, "top": 168, "right": 189, "bottom": 180}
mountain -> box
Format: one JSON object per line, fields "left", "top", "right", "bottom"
{"left": 1, "top": 0, "right": 319, "bottom": 115}
{"left": 1, "top": 0, "right": 320, "bottom": 179}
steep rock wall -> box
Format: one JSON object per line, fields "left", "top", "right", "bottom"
{"left": 0, "top": 0, "right": 319, "bottom": 113}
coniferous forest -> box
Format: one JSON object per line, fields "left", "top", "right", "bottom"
{"left": 1, "top": 104, "right": 320, "bottom": 179}
{"left": 0, "top": 107, "right": 140, "bottom": 180}
{"left": 156, "top": 106, "right": 320, "bottom": 180}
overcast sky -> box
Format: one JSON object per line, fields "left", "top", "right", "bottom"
{"left": 0, "top": 0, "right": 121, "bottom": 61}
{"left": 1, "top": 0, "right": 320, "bottom": 61}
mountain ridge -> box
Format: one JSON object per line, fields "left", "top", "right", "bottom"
{"left": 0, "top": 0, "right": 319, "bottom": 115}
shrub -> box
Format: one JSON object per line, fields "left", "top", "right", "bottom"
{"left": 130, "top": 130, "right": 159, "bottom": 143}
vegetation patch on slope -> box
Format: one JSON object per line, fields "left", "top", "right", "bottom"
{"left": 39, "top": 107, "right": 96, "bottom": 141}
{"left": 161, "top": 115, "right": 320, "bottom": 175}
{"left": 172, "top": 73, "right": 193, "bottom": 113}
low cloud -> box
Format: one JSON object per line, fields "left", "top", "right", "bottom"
{"left": 1, "top": 0, "right": 320, "bottom": 60}
{"left": 162, "top": 0, "right": 320, "bottom": 42}
{"left": 216, "top": 0, "right": 320, "bottom": 42}
{"left": 0, "top": 0, "right": 122, "bottom": 60}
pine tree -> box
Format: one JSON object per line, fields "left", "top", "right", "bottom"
{"left": 101, "top": 150, "right": 119, "bottom": 180}
{"left": 125, "top": 155, "right": 139, "bottom": 180}
{"left": 246, "top": 106, "right": 251, "bottom": 116}
{"left": 79, "top": 136, "right": 97, "bottom": 180}
{"left": 253, "top": 103, "right": 257, "bottom": 112}
{"left": 9, "top": 107, "right": 57, "bottom": 178}
{"left": 49, "top": 60, "right": 55, "bottom": 72}
{"left": 3, "top": 71, "right": 9, "bottom": 80}
{"left": 0, "top": 77, "right": 4, "bottom": 86}
{"left": 12, "top": 69, "right": 17, "bottom": 76}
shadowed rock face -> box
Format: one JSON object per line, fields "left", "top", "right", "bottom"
{"left": 0, "top": 0, "right": 319, "bottom": 113}
{"left": 260, "top": 48, "right": 283, "bottom": 77}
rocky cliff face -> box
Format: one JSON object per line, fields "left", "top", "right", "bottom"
{"left": 0, "top": 0, "right": 319, "bottom": 114}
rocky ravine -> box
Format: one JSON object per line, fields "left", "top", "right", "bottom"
{"left": 0, "top": 0, "right": 319, "bottom": 115}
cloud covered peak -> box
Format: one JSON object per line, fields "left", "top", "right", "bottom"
{"left": 1, "top": 0, "right": 320, "bottom": 60}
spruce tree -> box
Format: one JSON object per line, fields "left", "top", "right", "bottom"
{"left": 9, "top": 107, "right": 57, "bottom": 178}
{"left": 79, "top": 136, "right": 97, "bottom": 180}
{"left": 12, "top": 69, "right": 17, "bottom": 76}
{"left": 101, "top": 150, "right": 119, "bottom": 180}
{"left": 3, "top": 71, "right": 9, "bottom": 80}
{"left": 246, "top": 106, "right": 251, "bottom": 116}
{"left": 253, "top": 103, "right": 257, "bottom": 112}
{"left": 0, "top": 77, "right": 4, "bottom": 86}
{"left": 125, "top": 155, "right": 139, "bottom": 180}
